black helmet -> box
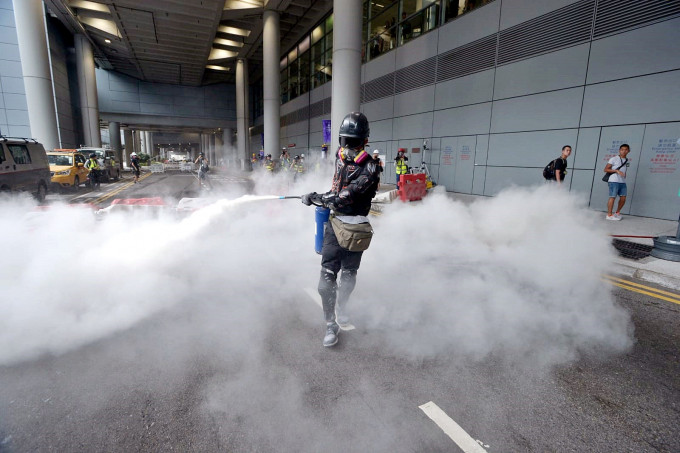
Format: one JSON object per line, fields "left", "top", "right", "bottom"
{"left": 339, "top": 112, "right": 369, "bottom": 141}
{"left": 89, "top": 153, "right": 97, "bottom": 158}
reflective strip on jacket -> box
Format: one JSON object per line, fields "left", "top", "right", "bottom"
{"left": 396, "top": 158, "right": 408, "bottom": 175}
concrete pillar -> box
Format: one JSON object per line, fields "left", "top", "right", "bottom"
{"left": 12, "top": 0, "right": 59, "bottom": 150}
{"left": 331, "top": 0, "right": 363, "bottom": 146}
{"left": 145, "top": 132, "right": 153, "bottom": 157}
{"left": 134, "top": 130, "right": 141, "bottom": 155}
{"left": 123, "top": 129, "right": 133, "bottom": 164}
{"left": 263, "top": 10, "right": 280, "bottom": 162}
{"left": 108, "top": 122, "right": 122, "bottom": 169}
{"left": 209, "top": 133, "right": 216, "bottom": 164}
{"left": 75, "top": 34, "right": 101, "bottom": 147}
{"left": 215, "top": 132, "right": 223, "bottom": 166}
{"left": 222, "top": 127, "right": 232, "bottom": 166}
{"left": 236, "top": 58, "right": 250, "bottom": 169}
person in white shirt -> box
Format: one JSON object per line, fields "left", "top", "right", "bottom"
{"left": 604, "top": 144, "right": 631, "bottom": 220}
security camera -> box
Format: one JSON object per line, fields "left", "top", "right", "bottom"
{"left": 423, "top": 139, "right": 429, "bottom": 150}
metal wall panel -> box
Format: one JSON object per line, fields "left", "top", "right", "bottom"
{"left": 434, "top": 69, "right": 494, "bottom": 110}
{"left": 392, "top": 112, "right": 434, "bottom": 140}
{"left": 573, "top": 127, "right": 601, "bottom": 170}
{"left": 483, "top": 166, "right": 541, "bottom": 195}
{"left": 581, "top": 71, "right": 680, "bottom": 127}
{"left": 570, "top": 169, "right": 595, "bottom": 199}
{"left": 472, "top": 165, "right": 487, "bottom": 195}
{"left": 438, "top": 136, "right": 457, "bottom": 190}
{"left": 453, "top": 135, "right": 477, "bottom": 193}
{"left": 588, "top": 124, "right": 645, "bottom": 214}
{"left": 432, "top": 102, "right": 492, "bottom": 137}
{"left": 361, "top": 94, "right": 394, "bottom": 122}
{"left": 369, "top": 117, "right": 394, "bottom": 143}
{"left": 629, "top": 122, "right": 680, "bottom": 220}
{"left": 587, "top": 17, "right": 680, "bottom": 84}
{"left": 487, "top": 129, "right": 579, "bottom": 166}
{"left": 490, "top": 87, "right": 583, "bottom": 133}
{"left": 394, "top": 29, "right": 439, "bottom": 68}
{"left": 364, "top": 45, "right": 396, "bottom": 81}
{"left": 393, "top": 85, "right": 435, "bottom": 117}
{"left": 494, "top": 44, "right": 589, "bottom": 100}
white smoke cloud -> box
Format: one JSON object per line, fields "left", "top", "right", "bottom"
{"left": 0, "top": 181, "right": 632, "bottom": 370}
{"left": 356, "top": 185, "right": 633, "bottom": 367}
{"left": 0, "top": 180, "right": 636, "bottom": 450}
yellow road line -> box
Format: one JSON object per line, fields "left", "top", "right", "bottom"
{"left": 602, "top": 275, "right": 680, "bottom": 305}
{"left": 603, "top": 275, "right": 680, "bottom": 299}
{"left": 93, "top": 172, "right": 151, "bottom": 205}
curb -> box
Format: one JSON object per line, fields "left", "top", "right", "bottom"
{"left": 611, "top": 261, "right": 680, "bottom": 291}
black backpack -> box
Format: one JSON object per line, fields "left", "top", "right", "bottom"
{"left": 543, "top": 158, "right": 558, "bottom": 180}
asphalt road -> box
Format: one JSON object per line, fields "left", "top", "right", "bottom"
{"left": 2, "top": 171, "right": 678, "bottom": 452}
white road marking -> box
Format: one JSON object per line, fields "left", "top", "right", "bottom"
{"left": 419, "top": 401, "right": 488, "bottom": 453}
{"left": 303, "top": 287, "right": 355, "bottom": 330}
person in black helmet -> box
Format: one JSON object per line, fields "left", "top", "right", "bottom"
{"left": 301, "top": 112, "right": 381, "bottom": 347}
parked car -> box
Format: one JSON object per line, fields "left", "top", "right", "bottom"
{"left": 78, "top": 147, "right": 120, "bottom": 181}
{"left": 48, "top": 149, "right": 89, "bottom": 190}
{"left": 0, "top": 136, "right": 51, "bottom": 202}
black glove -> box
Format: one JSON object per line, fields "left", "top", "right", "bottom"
{"left": 321, "top": 192, "right": 337, "bottom": 210}
{"left": 301, "top": 192, "right": 317, "bottom": 206}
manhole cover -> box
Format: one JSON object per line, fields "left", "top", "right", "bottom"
{"left": 612, "top": 238, "right": 653, "bottom": 260}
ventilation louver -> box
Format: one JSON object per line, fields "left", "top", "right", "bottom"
{"left": 395, "top": 57, "right": 437, "bottom": 94}
{"left": 497, "top": 0, "right": 595, "bottom": 66}
{"left": 436, "top": 35, "right": 497, "bottom": 82}
{"left": 363, "top": 73, "right": 395, "bottom": 103}
{"left": 594, "top": 0, "right": 680, "bottom": 38}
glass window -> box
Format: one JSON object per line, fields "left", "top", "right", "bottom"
{"left": 365, "top": 2, "right": 398, "bottom": 60}
{"left": 0, "top": 145, "right": 6, "bottom": 164}
{"left": 280, "top": 56, "right": 287, "bottom": 71}
{"left": 325, "top": 14, "right": 333, "bottom": 32}
{"left": 298, "top": 49, "right": 310, "bottom": 95}
{"left": 444, "top": 0, "right": 463, "bottom": 22}
{"left": 325, "top": 31, "right": 333, "bottom": 50}
{"left": 298, "top": 36, "right": 310, "bottom": 54}
{"left": 288, "top": 48, "right": 297, "bottom": 63}
{"left": 7, "top": 144, "right": 31, "bottom": 164}
{"left": 280, "top": 68, "right": 289, "bottom": 104}
{"left": 311, "top": 24, "right": 324, "bottom": 44}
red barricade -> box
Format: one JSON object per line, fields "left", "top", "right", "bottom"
{"left": 397, "top": 173, "right": 427, "bottom": 202}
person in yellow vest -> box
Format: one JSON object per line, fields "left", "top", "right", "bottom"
{"left": 395, "top": 148, "right": 408, "bottom": 187}
{"left": 280, "top": 148, "right": 291, "bottom": 172}
{"left": 291, "top": 155, "right": 305, "bottom": 181}
{"left": 86, "top": 153, "right": 101, "bottom": 189}
{"left": 264, "top": 154, "right": 275, "bottom": 172}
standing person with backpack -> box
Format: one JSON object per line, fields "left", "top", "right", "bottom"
{"left": 604, "top": 144, "right": 631, "bottom": 221}
{"left": 195, "top": 152, "right": 211, "bottom": 189}
{"left": 543, "top": 145, "right": 572, "bottom": 185}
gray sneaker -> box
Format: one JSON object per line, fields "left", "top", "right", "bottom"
{"left": 323, "top": 322, "right": 339, "bottom": 347}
